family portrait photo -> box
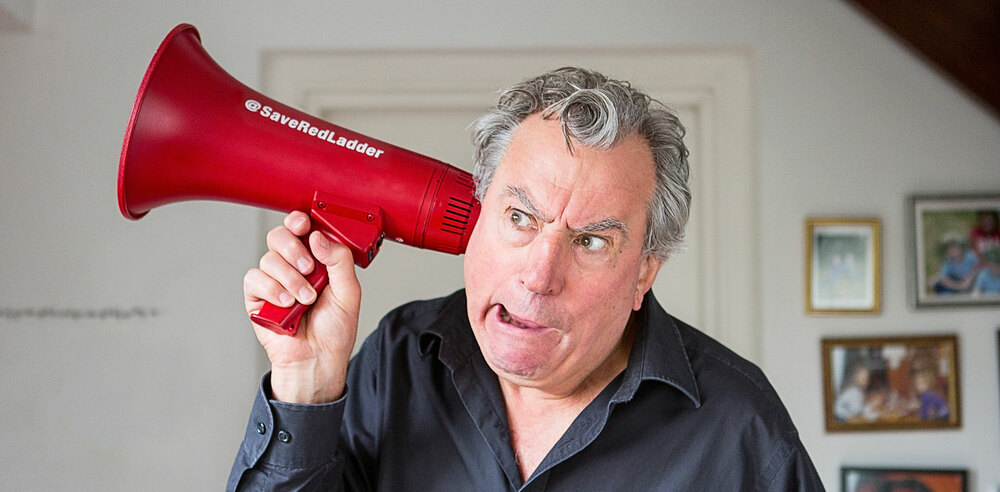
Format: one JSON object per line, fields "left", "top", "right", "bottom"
{"left": 910, "top": 194, "right": 1000, "bottom": 307}
{"left": 822, "top": 336, "right": 960, "bottom": 432}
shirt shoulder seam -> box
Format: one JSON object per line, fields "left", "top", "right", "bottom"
{"left": 756, "top": 429, "right": 799, "bottom": 491}
{"left": 698, "top": 346, "right": 769, "bottom": 395}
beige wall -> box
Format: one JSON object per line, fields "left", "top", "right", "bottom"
{"left": 1, "top": 1, "right": 998, "bottom": 490}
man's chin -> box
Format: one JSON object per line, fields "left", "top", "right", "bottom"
{"left": 478, "top": 339, "right": 555, "bottom": 382}
{"left": 484, "top": 354, "right": 547, "bottom": 385}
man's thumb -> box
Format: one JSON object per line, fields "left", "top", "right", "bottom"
{"left": 309, "top": 231, "right": 361, "bottom": 302}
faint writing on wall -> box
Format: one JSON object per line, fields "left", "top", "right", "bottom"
{"left": 0, "top": 306, "right": 161, "bottom": 321}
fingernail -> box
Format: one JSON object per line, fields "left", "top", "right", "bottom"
{"left": 298, "top": 286, "right": 315, "bottom": 303}
{"left": 297, "top": 257, "right": 312, "bottom": 274}
{"left": 278, "top": 292, "right": 294, "bottom": 306}
{"left": 315, "top": 233, "right": 330, "bottom": 249}
{"left": 292, "top": 215, "right": 307, "bottom": 230}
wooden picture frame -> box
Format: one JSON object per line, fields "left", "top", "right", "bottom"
{"left": 908, "top": 193, "right": 1000, "bottom": 307}
{"left": 806, "top": 218, "right": 881, "bottom": 314}
{"left": 822, "top": 335, "right": 960, "bottom": 432}
{"left": 841, "top": 467, "right": 968, "bottom": 492}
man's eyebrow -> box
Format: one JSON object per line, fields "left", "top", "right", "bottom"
{"left": 503, "top": 185, "right": 552, "bottom": 223}
{"left": 573, "top": 218, "right": 629, "bottom": 239}
{"left": 502, "top": 185, "right": 629, "bottom": 239}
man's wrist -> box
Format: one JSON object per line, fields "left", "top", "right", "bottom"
{"left": 269, "top": 361, "right": 346, "bottom": 404}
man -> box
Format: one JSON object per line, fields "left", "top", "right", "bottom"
{"left": 228, "top": 67, "right": 823, "bottom": 490}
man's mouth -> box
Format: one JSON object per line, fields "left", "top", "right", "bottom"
{"left": 498, "top": 305, "right": 546, "bottom": 330}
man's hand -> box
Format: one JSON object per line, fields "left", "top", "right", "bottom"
{"left": 243, "top": 210, "right": 361, "bottom": 404}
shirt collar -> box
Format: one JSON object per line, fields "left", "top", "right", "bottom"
{"left": 417, "top": 290, "right": 478, "bottom": 369}
{"left": 614, "top": 290, "right": 701, "bottom": 407}
{"left": 418, "top": 289, "right": 702, "bottom": 408}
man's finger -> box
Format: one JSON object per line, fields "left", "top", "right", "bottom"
{"left": 283, "top": 210, "right": 311, "bottom": 236}
{"left": 243, "top": 268, "right": 296, "bottom": 310}
{"left": 266, "top": 224, "right": 314, "bottom": 275}
{"left": 259, "top": 251, "right": 317, "bottom": 304}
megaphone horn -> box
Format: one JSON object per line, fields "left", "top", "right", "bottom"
{"left": 119, "top": 24, "right": 480, "bottom": 336}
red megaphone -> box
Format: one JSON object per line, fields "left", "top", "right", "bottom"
{"left": 118, "top": 24, "right": 480, "bottom": 336}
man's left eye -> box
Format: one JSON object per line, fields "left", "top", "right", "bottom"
{"left": 576, "top": 235, "right": 607, "bottom": 251}
{"left": 509, "top": 209, "right": 532, "bottom": 228}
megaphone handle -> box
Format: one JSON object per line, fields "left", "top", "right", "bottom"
{"left": 248, "top": 195, "right": 384, "bottom": 337}
{"left": 249, "top": 233, "right": 330, "bottom": 337}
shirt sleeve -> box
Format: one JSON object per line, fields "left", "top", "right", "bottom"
{"left": 762, "top": 434, "right": 826, "bottom": 492}
{"left": 226, "top": 372, "right": 348, "bottom": 491}
{"left": 833, "top": 387, "right": 860, "bottom": 421}
{"left": 974, "top": 269, "right": 987, "bottom": 291}
{"left": 227, "top": 329, "right": 385, "bottom": 491}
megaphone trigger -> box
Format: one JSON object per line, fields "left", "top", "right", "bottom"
{"left": 308, "top": 191, "right": 384, "bottom": 269}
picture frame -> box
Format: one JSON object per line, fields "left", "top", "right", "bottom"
{"left": 821, "top": 335, "right": 960, "bottom": 432}
{"left": 841, "top": 467, "right": 968, "bottom": 492}
{"left": 806, "top": 218, "right": 881, "bottom": 314}
{"left": 908, "top": 193, "right": 1000, "bottom": 307}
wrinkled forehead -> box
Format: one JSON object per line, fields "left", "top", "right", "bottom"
{"left": 490, "top": 120, "right": 656, "bottom": 229}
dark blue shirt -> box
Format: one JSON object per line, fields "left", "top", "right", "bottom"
{"left": 228, "top": 290, "right": 824, "bottom": 491}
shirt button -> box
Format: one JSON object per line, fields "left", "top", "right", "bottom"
{"left": 277, "top": 430, "right": 291, "bottom": 443}
{"left": 255, "top": 422, "right": 266, "bottom": 435}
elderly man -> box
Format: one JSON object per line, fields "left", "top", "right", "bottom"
{"left": 228, "top": 67, "right": 823, "bottom": 490}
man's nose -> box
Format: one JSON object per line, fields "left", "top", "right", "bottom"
{"left": 519, "top": 235, "right": 566, "bottom": 295}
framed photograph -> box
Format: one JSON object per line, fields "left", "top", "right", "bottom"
{"left": 821, "top": 335, "right": 960, "bottom": 432}
{"left": 841, "top": 467, "right": 968, "bottom": 492}
{"left": 909, "top": 193, "right": 1000, "bottom": 307}
{"left": 806, "top": 218, "right": 881, "bottom": 314}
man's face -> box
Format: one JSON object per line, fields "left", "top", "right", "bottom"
{"left": 463, "top": 114, "right": 663, "bottom": 394}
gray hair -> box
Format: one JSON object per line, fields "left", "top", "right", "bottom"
{"left": 470, "top": 67, "right": 691, "bottom": 259}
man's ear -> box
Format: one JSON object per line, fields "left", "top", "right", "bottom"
{"left": 633, "top": 254, "right": 665, "bottom": 311}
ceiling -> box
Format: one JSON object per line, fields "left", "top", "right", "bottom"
{"left": 846, "top": 0, "right": 1000, "bottom": 121}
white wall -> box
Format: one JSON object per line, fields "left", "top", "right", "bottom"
{"left": 1, "top": 1, "right": 997, "bottom": 490}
